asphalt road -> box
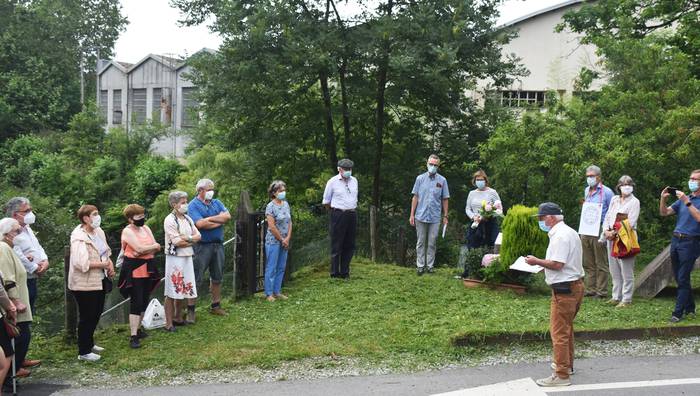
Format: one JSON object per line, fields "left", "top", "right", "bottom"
{"left": 17, "top": 353, "right": 700, "bottom": 396}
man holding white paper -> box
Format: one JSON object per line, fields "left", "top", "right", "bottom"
{"left": 525, "top": 202, "right": 584, "bottom": 388}
{"left": 579, "top": 165, "right": 613, "bottom": 298}
{"left": 409, "top": 154, "right": 449, "bottom": 275}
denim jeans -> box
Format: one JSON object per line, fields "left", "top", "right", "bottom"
{"left": 670, "top": 237, "right": 700, "bottom": 318}
{"left": 265, "top": 243, "right": 288, "bottom": 296}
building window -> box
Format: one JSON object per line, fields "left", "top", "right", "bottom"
{"left": 152, "top": 88, "right": 162, "bottom": 122}
{"left": 491, "top": 90, "right": 545, "bottom": 108}
{"left": 113, "top": 90, "right": 122, "bottom": 125}
{"left": 99, "top": 90, "right": 108, "bottom": 121}
{"left": 181, "top": 87, "right": 199, "bottom": 128}
{"left": 131, "top": 88, "right": 147, "bottom": 124}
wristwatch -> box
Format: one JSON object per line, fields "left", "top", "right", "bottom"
{"left": 187, "top": 236, "right": 193, "bottom": 243}
{"left": 687, "top": 201, "right": 693, "bottom": 207}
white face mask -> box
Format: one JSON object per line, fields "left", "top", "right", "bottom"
{"left": 586, "top": 176, "right": 598, "bottom": 187}
{"left": 23, "top": 211, "right": 36, "bottom": 225}
{"left": 91, "top": 215, "right": 101, "bottom": 229}
{"left": 178, "top": 204, "right": 188, "bottom": 214}
{"left": 620, "top": 185, "right": 633, "bottom": 196}
{"left": 204, "top": 190, "right": 215, "bottom": 201}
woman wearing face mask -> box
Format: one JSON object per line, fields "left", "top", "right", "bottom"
{"left": 0, "top": 218, "right": 27, "bottom": 381}
{"left": 163, "top": 191, "right": 201, "bottom": 331}
{"left": 602, "top": 175, "right": 640, "bottom": 307}
{"left": 69, "top": 205, "right": 114, "bottom": 362}
{"left": 264, "top": 180, "right": 292, "bottom": 302}
{"left": 463, "top": 170, "right": 502, "bottom": 259}
{"left": 118, "top": 204, "right": 161, "bottom": 349}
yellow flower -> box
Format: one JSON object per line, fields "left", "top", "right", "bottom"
{"left": 481, "top": 200, "right": 487, "bottom": 209}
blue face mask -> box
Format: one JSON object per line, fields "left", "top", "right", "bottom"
{"left": 689, "top": 180, "right": 699, "bottom": 192}
{"left": 586, "top": 176, "right": 597, "bottom": 187}
{"left": 538, "top": 220, "right": 551, "bottom": 233}
{"left": 475, "top": 180, "right": 486, "bottom": 190}
{"left": 427, "top": 165, "right": 438, "bottom": 175}
{"left": 277, "top": 191, "right": 286, "bottom": 200}
{"left": 343, "top": 170, "right": 352, "bottom": 178}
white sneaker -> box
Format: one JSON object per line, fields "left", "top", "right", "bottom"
{"left": 550, "top": 362, "right": 575, "bottom": 375}
{"left": 92, "top": 345, "right": 105, "bottom": 353}
{"left": 536, "top": 374, "right": 571, "bottom": 387}
{"left": 78, "top": 353, "right": 101, "bottom": 362}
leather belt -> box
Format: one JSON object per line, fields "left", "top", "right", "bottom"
{"left": 673, "top": 232, "right": 700, "bottom": 239}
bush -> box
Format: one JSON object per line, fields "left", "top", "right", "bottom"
{"left": 499, "top": 205, "right": 549, "bottom": 266}
{"left": 462, "top": 246, "right": 489, "bottom": 280}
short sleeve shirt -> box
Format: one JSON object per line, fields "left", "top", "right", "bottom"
{"left": 265, "top": 201, "right": 291, "bottom": 245}
{"left": 322, "top": 175, "right": 358, "bottom": 210}
{"left": 188, "top": 198, "right": 228, "bottom": 243}
{"left": 544, "top": 221, "right": 585, "bottom": 285}
{"left": 411, "top": 172, "right": 450, "bottom": 224}
{"left": 671, "top": 195, "right": 700, "bottom": 236}
{"left": 584, "top": 184, "right": 614, "bottom": 224}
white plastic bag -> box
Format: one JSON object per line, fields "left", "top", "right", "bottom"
{"left": 141, "top": 298, "right": 166, "bottom": 329}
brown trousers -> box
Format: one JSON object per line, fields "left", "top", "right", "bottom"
{"left": 550, "top": 279, "right": 584, "bottom": 379}
{"left": 581, "top": 234, "right": 609, "bottom": 296}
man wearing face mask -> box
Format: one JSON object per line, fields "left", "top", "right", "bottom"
{"left": 409, "top": 154, "right": 450, "bottom": 275}
{"left": 660, "top": 169, "right": 700, "bottom": 323}
{"left": 4, "top": 198, "right": 46, "bottom": 370}
{"left": 580, "top": 165, "right": 614, "bottom": 298}
{"left": 323, "top": 159, "right": 358, "bottom": 279}
{"left": 525, "top": 203, "right": 584, "bottom": 387}
{"left": 188, "top": 178, "right": 231, "bottom": 318}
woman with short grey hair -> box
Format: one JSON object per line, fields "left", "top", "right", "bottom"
{"left": 602, "top": 175, "right": 640, "bottom": 307}
{"left": 163, "top": 191, "right": 201, "bottom": 331}
{"left": 264, "top": 180, "right": 292, "bottom": 302}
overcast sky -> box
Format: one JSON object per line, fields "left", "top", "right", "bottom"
{"left": 114, "top": 0, "right": 568, "bottom": 63}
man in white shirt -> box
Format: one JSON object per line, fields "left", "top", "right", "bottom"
{"left": 525, "top": 202, "right": 584, "bottom": 387}
{"left": 322, "top": 159, "right": 358, "bottom": 279}
{"left": 5, "top": 197, "right": 47, "bottom": 370}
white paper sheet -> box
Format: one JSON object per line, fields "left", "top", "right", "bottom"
{"left": 442, "top": 223, "right": 447, "bottom": 238}
{"left": 509, "top": 256, "right": 544, "bottom": 273}
{"left": 494, "top": 232, "right": 503, "bottom": 246}
{"left": 578, "top": 201, "right": 603, "bottom": 237}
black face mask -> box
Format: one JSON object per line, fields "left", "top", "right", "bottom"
{"left": 133, "top": 218, "right": 146, "bottom": 227}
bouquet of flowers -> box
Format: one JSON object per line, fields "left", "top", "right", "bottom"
{"left": 471, "top": 200, "right": 504, "bottom": 229}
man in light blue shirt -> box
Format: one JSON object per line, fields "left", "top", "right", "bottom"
{"left": 410, "top": 154, "right": 449, "bottom": 275}
{"left": 581, "top": 165, "right": 614, "bottom": 298}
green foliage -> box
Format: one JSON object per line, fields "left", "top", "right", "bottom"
{"left": 499, "top": 205, "right": 549, "bottom": 267}
{"left": 0, "top": 0, "right": 127, "bottom": 139}
{"left": 463, "top": 246, "right": 488, "bottom": 280}
{"left": 128, "top": 156, "right": 186, "bottom": 205}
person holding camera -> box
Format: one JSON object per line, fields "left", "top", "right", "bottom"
{"left": 660, "top": 170, "right": 700, "bottom": 323}
{"left": 602, "top": 175, "right": 640, "bottom": 308}
{"left": 163, "top": 191, "right": 201, "bottom": 331}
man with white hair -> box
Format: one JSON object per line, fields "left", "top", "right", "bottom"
{"left": 526, "top": 202, "right": 584, "bottom": 387}
{"left": 5, "top": 197, "right": 45, "bottom": 369}
{"left": 580, "top": 165, "right": 613, "bottom": 298}
{"left": 188, "top": 179, "right": 231, "bottom": 319}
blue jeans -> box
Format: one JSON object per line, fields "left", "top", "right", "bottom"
{"left": 264, "top": 243, "right": 288, "bottom": 296}
{"left": 670, "top": 237, "right": 700, "bottom": 318}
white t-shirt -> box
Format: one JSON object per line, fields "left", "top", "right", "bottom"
{"left": 544, "top": 221, "right": 585, "bottom": 285}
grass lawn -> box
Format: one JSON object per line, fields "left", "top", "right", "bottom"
{"left": 31, "top": 258, "right": 697, "bottom": 382}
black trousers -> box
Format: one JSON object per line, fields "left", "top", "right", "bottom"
{"left": 330, "top": 209, "right": 357, "bottom": 278}
{"left": 72, "top": 290, "right": 106, "bottom": 355}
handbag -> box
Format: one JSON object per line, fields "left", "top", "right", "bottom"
{"left": 3, "top": 317, "right": 19, "bottom": 338}
{"left": 102, "top": 276, "right": 113, "bottom": 293}
{"left": 612, "top": 219, "right": 641, "bottom": 258}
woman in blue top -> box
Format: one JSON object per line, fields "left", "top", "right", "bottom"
{"left": 264, "top": 180, "right": 293, "bottom": 302}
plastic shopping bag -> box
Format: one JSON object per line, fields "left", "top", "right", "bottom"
{"left": 141, "top": 298, "right": 166, "bottom": 329}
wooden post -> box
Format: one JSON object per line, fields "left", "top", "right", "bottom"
{"left": 370, "top": 205, "right": 377, "bottom": 262}
{"left": 63, "top": 246, "right": 77, "bottom": 342}
{"left": 231, "top": 220, "right": 238, "bottom": 302}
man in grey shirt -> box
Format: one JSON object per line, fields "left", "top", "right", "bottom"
{"left": 410, "top": 154, "right": 449, "bottom": 275}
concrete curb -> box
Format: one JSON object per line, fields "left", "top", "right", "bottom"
{"left": 452, "top": 325, "right": 700, "bottom": 346}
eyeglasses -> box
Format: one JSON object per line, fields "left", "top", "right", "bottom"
{"left": 18, "top": 208, "right": 32, "bottom": 214}
{"left": 428, "top": 163, "right": 440, "bottom": 167}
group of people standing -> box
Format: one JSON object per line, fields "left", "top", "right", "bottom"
{"left": 66, "top": 178, "right": 232, "bottom": 362}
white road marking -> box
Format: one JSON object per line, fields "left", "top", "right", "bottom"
{"left": 546, "top": 377, "right": 700, "bottom": 393}
{"left": 431, "top": 378, "right": 547, "bottom": 396}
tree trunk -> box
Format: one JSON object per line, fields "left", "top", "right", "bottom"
{"left": 371, "top": 0, "right": 393, "bottom": 261}
{"left": 319, "top": 69, "right": 338, "bottom": 170}
{"left": 339, "top": 59, "right": 352, "bottom": 158}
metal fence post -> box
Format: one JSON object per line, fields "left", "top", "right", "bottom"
{"left": 63, "top": 246, "right": 77, "bottom": 342}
